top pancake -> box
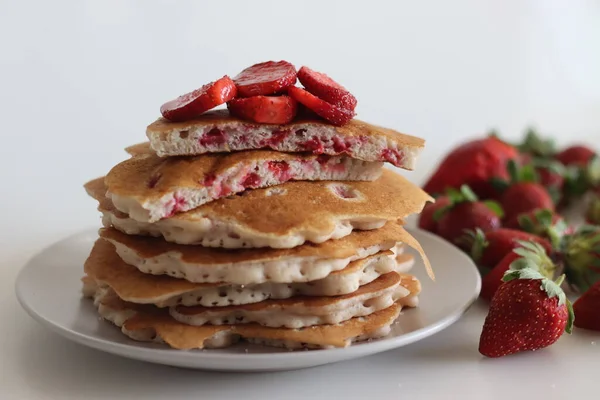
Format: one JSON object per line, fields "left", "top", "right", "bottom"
{"left": 105, "top": 143, "right": 382, "bottom": 222}
{"left": 146, "top": 110, "right": 425, "bottom": 170}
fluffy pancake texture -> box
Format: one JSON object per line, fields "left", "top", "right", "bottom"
{"left": 86, "top": 282, "right": 405, "bottom": 349}
{"left": 168, "top": 272, "right": 414, "bottom": 328}
{"left": 146, "top": 110, "right": 425, "bottom": 170}
{"left": 106, "top": 144, "right": 382, "bottom": 222}
{"left": 86, "top": 168, "right": 433, "bottom": 249}
{"left": 84, "top": 239, "right": 414, "bottom": 307}
{"left": 98, "top": 221, "right": 427, "bottom": 285}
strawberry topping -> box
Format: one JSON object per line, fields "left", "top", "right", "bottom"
{"left": 288, "top": 86, "right": 355, "bottom": 126}
{"left": 297, "top": 66, "right": 357, "bottom": 111}
{"left": 160, "top": 76, "right": 237, "bottom": 122}
{"left": 227, "top": 95, "right": 297, "bottom": 125}
{"left": 233, "top": 61, "right": 297, "bottom": 97}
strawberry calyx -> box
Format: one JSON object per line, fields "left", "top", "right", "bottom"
{"left": 517, "top": 208, "right": 568, "bottom": 249}
{"left": 432, "top": 185, "right": 504, "bottom": 222}
{"left": 490, "top": 160, "right": 540, "bottom": 192}
{"left": 502, "top": 266, "right": 574, "bottom": 334}
{"left": 586, "top": 192, "right": 600, "bottom": 224}
{"left": 467, "top": 228, "right": 488, "bottom": 264}
{"left": 561, "top": 225, "right": 600, "bottom": 292}
{"left": 507, "top": 240, "right": 557, "bottom": 281}
{"left": 517, "top": 128, "right": 556, "bottom": 158}
{"left": 586, "top": 156, "right": 600, "bottom": 188}
{"left": 563, "top": 156, "right": 600, "bottom": 199}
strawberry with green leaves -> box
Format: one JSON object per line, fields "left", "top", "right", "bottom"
{"left": 561, "top": 225, "right": 600, "bottom": 292}
{"left": 479, "top": 266, "right": 573, "bottom": 358}
{"left": 505, "top": 208, "right": 569, "bottom": 249}
{"left": 423, "top": 136, "right": 519, "bottom": 200}
{"left": 573, "top": 280, "right": 600, "bottom": 331}
{"left": 466, "top": 228, "right": 553, "bottom": 270}
{"left": 494, "top": 160, "right": 555, "bottom": 223}
{"left": 418, "top": 196, "right": 451, "bottom": 234}
{"left": 562, "top": 155, "right": 600, "bottom": 202}
{"left": 432, "top": 185, "right": 503, "bottom": 250}
{"left": 480, "top": 240, "right": 557, "bottom": 301}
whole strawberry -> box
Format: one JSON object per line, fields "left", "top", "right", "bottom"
{"left": 573, "top": 280, "right": 600, "bottom": 331}
{"left": 479, "top": 267, "right": 574, "bottom": 358}
{"left": 496, "top": 160, "right": 554, "bottom": 222}
{"left": 530, "top": 159, "right": 565, "bottom": 204}
{"left": 480, "top": 240, "right": 557, "bottom": 301}
{"left": 433, "top": 186, "right": 503, "bottom": 250}
{"left": 561, "top": 225, "right": 600, "bottom": 292}
{"left": 467, "top": 228, "right": 553, "bottom": 270}
{"left": 418, "top": 196, "right": 451, "bottom": 234}
{"left": 555, "top": 145, "right": 596, "bottom": 167}
{"left": 423, "top": 136, "right": 519, "bottom": 200}
{"left": 505, "top": 208, "right": 568, "bottom": 249}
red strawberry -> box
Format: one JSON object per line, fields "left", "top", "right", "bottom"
{"left": 480, "top": 240, "right": 556, "bottom": 301}
{"left": 160, "top": 76, "right": 237, "bottom": 122}
{"left": 433, "top": 186, "right": 502, "bottom": 250}
{"left": 555, "top": 145, "right": 596, "bottom": 167}
{"left": 467, "top": 228, "right": 553, "bottom": 270}
{"left": 297, "top": 66, "right": 357, "bottom": 111}
{"left": 573, "top": 280, "right": 600, "bottom": 331}
{"left": 288, "top": 86, "right": 355, "bottom": 126}
{"left": 479, "top": 267, "right": 573, "bottom": 358}
{"left": 501, "top": 182, "right": 554, "bottom": 222}
{"left": 418, "top": 196, "right": 451, "bottom": 234}
{"left": 233, "top": 61, "right": 297, "bottom": 97}
{"left": 561, "top": 225, "right": 600, "bottom": 292}
{"left": 505, "top": 208, "right": 568, "bottom": 248}
{"left": 227, "top": 95, "right": 298, "bottom": 124}
{"left": 562, "top": 155, "right": 600, "bottom": 202}
{"left": 529, "top": 159, "right": 566, "bottom": 204}
{"left": 423, "top": 136, "right": 519, "bottom": 200}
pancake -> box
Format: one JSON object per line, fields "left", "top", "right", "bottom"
{"left": 106, "top": 143, "right": 382, "bottom": 222}
{"left": 146, "top": 110, "right": 425, "bottom": 170}
{"left": 98, "top": 221, "right": 434, "bottom": 285}
{"left": 87, "top": 283, "right": 405, "bottom": 349}
{"left": 84, "top": 239, "right": 414, "bottom": 307}
{"left": 85, "top": 168, "right": 433, "bottom": 249}
{"left": 168, "top": 272, "right": 417, "bottom": 328}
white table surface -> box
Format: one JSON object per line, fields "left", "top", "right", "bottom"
{"left": 1, "top": 1, "right": 599, "bottom": 399}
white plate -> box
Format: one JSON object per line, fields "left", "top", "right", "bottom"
{"left": 15, "top": 228, "right": 480, "bottom": 372}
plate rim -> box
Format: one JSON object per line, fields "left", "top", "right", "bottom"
{"left": 15, "top": 227, "right": 481, "bottom": 367}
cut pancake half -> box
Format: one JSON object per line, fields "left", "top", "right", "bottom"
{"left": 86, "top": 283, "right": 404, "bottom": 349}
{"left": 146, "top": 110, "right": 425, "bottom": 170}
{"left": 169, "top": 272, "right": 419, "bottom": 328}
{"left": 106, "top": 143, "right": 382, "bottom": 222}
{"left": 84, "top": 239, "right": 415, "bottom": 307}
{"left": 98, "top": 221, "right": 427, "bottom": 285}
{"left": 86, "top": 169, "right": 433, "bottom": 249}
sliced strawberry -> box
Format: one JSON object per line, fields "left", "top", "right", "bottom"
{"left": 233, "top": 61, "right": 297, "bottom": 97}
{"left": 297, "top": 66, "right": 357, "bottom": 111}
{"left": 288, "top": 86, "right": 355, "bottom": 126}
{"left": 227, "top": 95, "right": 297, "bottom": 125}
{"left": 160, "top": 76, "right": 237, "bottom": 122}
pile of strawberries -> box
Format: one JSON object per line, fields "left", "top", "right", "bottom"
{"left": 159, "top": 61, "right": 357, "bottom": 127}
{"left": 419, "top": 129, "right": 600, "bottom": 357}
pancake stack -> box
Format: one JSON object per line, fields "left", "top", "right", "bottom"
{"left": 82, "top": 111, "right": 434, "bottom": 350}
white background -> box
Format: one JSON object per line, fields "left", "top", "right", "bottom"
{"left": 1, "top": 0, "right": 599, "bottom": 399}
